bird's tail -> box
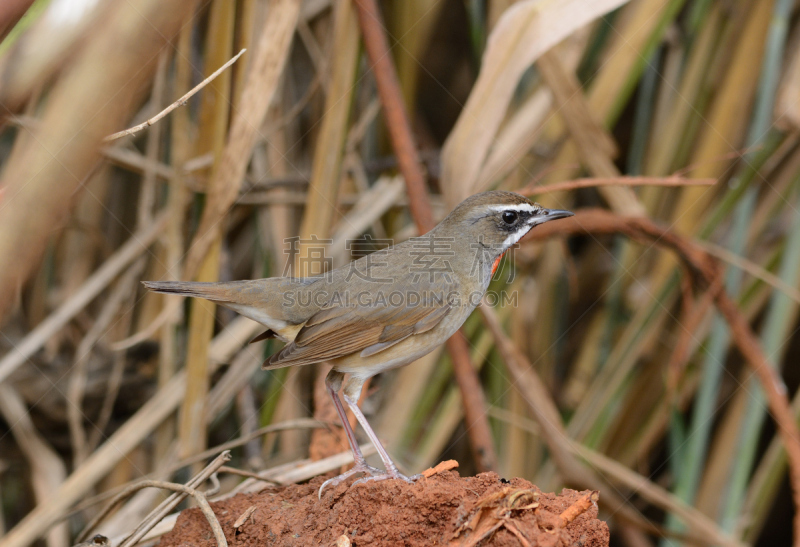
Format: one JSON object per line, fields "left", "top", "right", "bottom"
{"left": 141, "top": 280, "right": 240, "bottom": 303}
{"left": 142, "top": 279, "right": 302, "bottom": 343}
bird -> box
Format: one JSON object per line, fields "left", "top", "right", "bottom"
{"left": 143, "top": 190, "right": 573, "bottom": 495}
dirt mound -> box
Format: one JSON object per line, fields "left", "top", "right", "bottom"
{"left": 157, "top": 468, "right": 608, "bottom": 547}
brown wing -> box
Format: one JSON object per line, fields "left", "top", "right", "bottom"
{"left": 263, "top": 302, "right": 451, "bottom": 369}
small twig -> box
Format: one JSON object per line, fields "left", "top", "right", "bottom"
{"left": 480, "top": 303, "right": 744, "bottom": 547}
{"left": 205, "top": 473, "right": 221, "bottom": 497}
{"left": 183, "top": 419, "right": 334, "bottom": 471}
{"left": 667, "top": 270, "right": 721, "bottom": 396}
{"left": 520, "top": 176, "right": 716, "bottom": 196}
{"left": 108, "top": 480, "right": 227, "bottom": 547}
{"left": 110, "top": 445, "right": 378, "bottom": 546}
{"left": 697, "top": 239, "right": 800, "bottom": 304}
{"left": 109, "top": 297, "right": 182, "bottom": 351}
{"left": 0, "top": 212, "right": 168, "bottom": 386}
{"left": 558, "top": 491, "right": 598, "bottom": 528}
{"left": 104, "top": 49, "right": 247, "bottom": 142}
{"left": 78, "top": 452, "right": 230, "bottom": 544}
{"left": 504, "top": 521, "right": 531, "bottom": 547}
{"left": 527, "top": 209, "right": 800, "bottom": 541}
{"left": 218, "top": 466, "right": 280, "bottom": 484}
{"left": 68, "top": 420, "right": 336, "bottom": 516}
{"left": 86, "top": 349, "right": 127, "bottom": 452}
{"left": 672, "top": 145, "right": 761, "bottom": 178}
{"left": 117, "top": 452, "right": 230, "bottom": 547}
{"left": 67, "top": 259, "right": 145, "bottom": 465}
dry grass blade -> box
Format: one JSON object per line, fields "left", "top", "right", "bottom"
{"left": 697, "top": 240, "right": 800, "bottom": 304}
{"left": 127, "top": 445, "right": 378, "bottom": 545}
{"left": 0, "top": 0, "right": 34, "bottom": 42}
{"left": 296, "top": 0, "right": 358, "bottom": 254}
{"left": 0, "top": 318, "right": 259, "bottom": 547}
{"left": 0, "top": 385, "right": 68, "bottom": 547}
{"left": 520, "top": 176, "right": 717, "bottom": 196}
{"left": 179, "top": 0, "right": 236, "bottom": 463}
{"left": 0, "top": 0, "right": 108, "bottom": 112}
{"left": 67, "top": 261, "right": 146, "bottom": 465}
{"left": 101, "top": 146, "right": 175, "bottom": 181}
{"left": 67, "top": 419, "right": 329, "bottom": 518}
{"left": 78, "top": 452, "right": 231, "bottom": 545}
{"left": 183, "top": 0, "right": 300, "bottom": 280}
{"left": 109, "top": 298, "right": 182, "bottom": 351}
{"left": 355, "top": 0, "right": 497, "bottom": 471}
{"left": 440, "top": 0, "right": 630, "bottom": 207}
{"left": 113, "top": 480, "right": 227, "bottom": 547}
{"left": 330, "top": 176, "right": 404, "bottom": 261}
{"left": 476, "top": 88, "right": 552, "bottom": 189}
{"left": 571, "top": 445, "right": 744, "bottom": 546}
{"left": 296, "top": 0, "right": 359, "bottom": 459}
{"left": 775, "top": 29, "right": 800, "bottom": 131}
{"left": 0, "top": 212, "right": 167, "bottom": 386}
{"left": 0, "top": 0, "right": 195, "bottom": 326}
{"left": 479, "top": 303, "right": 601, "bottom": 483}
{"left": 204, "top": 344, "right": 263, "bottom": 420}
{"left": 480, "top": 304, "right": 744, "bottom": 547}
{"left": 0, "top": 373, "right": 188, "bottom": 547}
{"left": 669, "top": 0, "right": 772, "bottom": 237}
{"left": 354, "top": 0, "right": 433, "bottom": 232}
{"left": 536, "top": 50, "right": 643, "bottom": 216}
{"left": 4, "top": 0, "right": 800, "bottom": 543}
{"left": 527, "top": 209, "right": 800, "bottom": 540}
{"left": 104, "top": 49, "right": 247, "bottom": 142}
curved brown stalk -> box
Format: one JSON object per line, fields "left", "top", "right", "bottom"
{"left": 526, "top": 208, "right": 800, "bottom": 542}
{"left": 353, "top": 0, "right": 497, "bottom": 472}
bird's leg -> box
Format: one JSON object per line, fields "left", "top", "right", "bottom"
{"left": 318, "top": 370, "right": 383, "bottom": 497}
{"left": 341, "top": 376, "right": 422, "bottom": 487}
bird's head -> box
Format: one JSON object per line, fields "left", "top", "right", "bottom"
{"left": 438, "top": 190, "right": 573, "bottom": 256}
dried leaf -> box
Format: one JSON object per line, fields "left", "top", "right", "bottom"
{"left": 440, "top": 0, "right": 631, "bottom": 208}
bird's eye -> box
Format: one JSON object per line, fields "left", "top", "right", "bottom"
{"left": 502, "top": 211, "right": 518, "bottom": 224}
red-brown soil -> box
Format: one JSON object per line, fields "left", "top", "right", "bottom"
{"left": 158, "top": 469, "right": 609, "bottom": 547}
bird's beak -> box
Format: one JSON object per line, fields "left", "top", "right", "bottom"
{"left": 530, "top": 208, "right": 574, "bottom": 226}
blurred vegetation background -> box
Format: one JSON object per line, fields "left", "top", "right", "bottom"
{"left": 2, "top": 0, "right": 800, "bottom": 545}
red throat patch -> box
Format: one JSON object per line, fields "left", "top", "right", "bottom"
{"left": 491, "top": 251, "right": 507, "bottom": 276}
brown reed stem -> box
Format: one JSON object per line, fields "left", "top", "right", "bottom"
{"left": 353, "top": 0, "right": 497, "bottom": 472}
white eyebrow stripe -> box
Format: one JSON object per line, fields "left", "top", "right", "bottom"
{"left": 487, "top": 204, "right": 538, "bottom": 213}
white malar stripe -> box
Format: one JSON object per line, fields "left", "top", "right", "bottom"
{"left": 501, "top": 226, "right": 532, "bottom": 250}
{"left": 487, "top": 203, "right": 538, "bottom": 213}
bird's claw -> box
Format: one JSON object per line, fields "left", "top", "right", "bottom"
{"left": 318, "top": 465, "right": 422, "bottom": 498}
{"left": 318, "top": 462, "right": 383, "bottom": 498}
{"left": 351, "top": 470, "right": 422, "bottom": 488}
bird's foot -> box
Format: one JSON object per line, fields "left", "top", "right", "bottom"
{"left": 318, "top": 464, "right": 422, "bottom": 498}
{"left": 318, "top": 462, "right": 383, "bottom": 498}
{"left": 351, "top": 469, "right": 422, "bottom": 488}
